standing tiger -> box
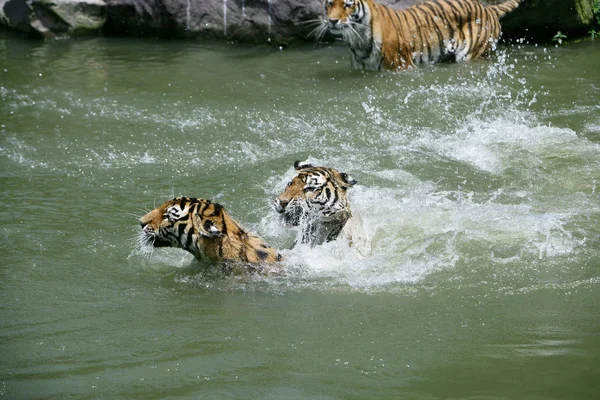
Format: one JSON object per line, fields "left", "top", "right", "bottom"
{"left": 318, "top": 0, "right": 522, "bottom": 70}
{"left": 138, "top": 197, "right": 283, "bottom": 271}
{"left": 275, "top": 161, "right": 357, "bottom": 246}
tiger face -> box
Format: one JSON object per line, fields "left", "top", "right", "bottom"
{"left": 139, "top": 197, "right": 226, "bottom": 255}
{"left": 323, "top": 0, "right": 368, "bottom": 36}
{"left": 275, "top": 161, "right": 357, "bottom": 245}
{"left": 139, "top": 197, "right": 282, "bottom": 266}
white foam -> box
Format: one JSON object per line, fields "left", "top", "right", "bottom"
{"left": 257, "top": 168, "right": 589, "bottom": 290}
{"left": 139, "top": 152, "right": 156, "bottom": 164}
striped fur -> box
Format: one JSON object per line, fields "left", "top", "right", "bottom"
{"left": 275, "top": 161, "right": 357, "bottom": 246}
{"left": 321, "top": 0, "right": 522, "bottom": 70}
{"left": 139, "top": 197, "right": 282, "bottom": 267}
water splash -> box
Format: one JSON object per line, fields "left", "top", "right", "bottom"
{"left": 255, "top": 174, "right": 586, "bottom": 291}
{"left": 139, "top": 152, "right": 155, "bottom": 164}
{"left": 223, "top": 0, "right": 228, "bottom": 36}
{"left": 186, "top": 0, "right": 191, "bottom": 31}
{"left": 267, "top": 0, "right": 272, "bottom": 40}
{"left": 361, "top": 95, "right": 383, "bottom": 125}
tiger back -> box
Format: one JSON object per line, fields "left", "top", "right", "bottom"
{"left": 320, "top": 0, "right": 522, "bottom": 70}
{"left": 275, "top": 161, "right": 357, "bottom": 246}
{"left": 139, "top": 197, "right": 283, "bottom": 268}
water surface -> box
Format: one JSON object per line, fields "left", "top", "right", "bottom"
{"left": 1, "top": 33, "right": 599, "bottom": 399}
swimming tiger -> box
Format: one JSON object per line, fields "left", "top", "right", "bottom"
{"left": 316, "top": 0, "right": 522, "bottom": 70}
{"left": 138, "top": 197, "right": 283, "bottom": 271}
{"left": 275, "top": 161, "right": 357, "bottom": 246}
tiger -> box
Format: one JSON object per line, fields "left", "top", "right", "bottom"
{"left": 138, "top": 197, "right": 283, "bottom": 271}
{"left": 274, "top": 161, "right": 357, "bottom": 246}
{"left": 316, "top": 0, "right": 522, "bottom": 70}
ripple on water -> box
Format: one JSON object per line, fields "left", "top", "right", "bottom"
{"left": 3, "top": 45, "right": 597, "bottom": 296}
{"left": 131, "top": 101, "right": 598, "bottom": 293}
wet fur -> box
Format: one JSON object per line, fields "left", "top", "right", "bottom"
{"left": 275, "top": 161, "right": 357, "bottom": 246}
{"left": 139, "top": 197, "right": 283, "bottom": 268}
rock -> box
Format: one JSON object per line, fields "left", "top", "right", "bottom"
{"left": 100, "top": 0, "right": 597, "bottom": 43}
{"left": 102, "top": 0, "right": 322, "bottom": 44}
{"left": 1, "top": 0, "right": 596, "bottom": 43}
{"left": 0, "top": 0, "right": 106, "bottom": 38}
{"left": 100, "top": 0, "right": 171, "bottom": 36}
{"left": 100, "top": 0, "right": 420, "bottom": 43}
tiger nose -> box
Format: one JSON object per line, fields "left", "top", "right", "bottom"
{"left": 329, "top": 18, "right": 339, "bottom": 26}
{"left": 275, "top": 198, "right": 288, "bottom": 213}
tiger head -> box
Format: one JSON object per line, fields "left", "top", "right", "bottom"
{"left": 323, "top": 0, "right": 369, "bottom": 36}
{"left": 139, "top": 197, "right": 226, "bottom": 252}
{"left": 139, "top": 197, "right": 283, "bottom": 266}
{"left": 275, "top": 161, "right": 357, "bottom": 245}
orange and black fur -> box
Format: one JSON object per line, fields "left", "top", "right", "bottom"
{"left": 139, "top": 197, "right": 282, "bottom": 269}
{"left": 315, "top": 0, "right": 522, "bottom": 70}
{"left": 275, "top": 161, "right": 357, "bottom": 246}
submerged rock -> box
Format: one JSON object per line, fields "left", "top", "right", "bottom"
{"left": 1, "top": 0, "right": 596, "bottom": 43}
{"left": 1, "top": 0, "right": 106, "bottom": 38}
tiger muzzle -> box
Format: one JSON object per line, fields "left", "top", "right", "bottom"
{"left": 274, "top": 198, "right": 288, "bottom": 213}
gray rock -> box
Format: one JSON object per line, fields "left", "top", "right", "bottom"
{"left": 100, "top": 0, "right": 596, "bottom": 43}
{"left": 1, "top": 0, "right": 596, "bottom": 43}
{"left": 95, "top": 0, "right": 429, "bottom": 43}
{"left": 102, "top": 0, "right": 322, "bottom": 44}
{"left": 1, "top": 0, "right": 106, "bottom": 38}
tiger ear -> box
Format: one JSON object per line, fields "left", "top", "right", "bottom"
{"left": 341, "top": 172, "right": 357, "bottom": 186}
{"left": 294, "top": 160, "right": 313, "bottom": 170}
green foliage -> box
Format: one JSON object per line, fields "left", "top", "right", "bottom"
{"left": 552, "top": 31, "right": 567, "bottom": 45}
{"left": 591, "top": 0, "right": 600, "bottom": 40}
{"left": 593, "top": 0, "right": 600, "bottom": 15}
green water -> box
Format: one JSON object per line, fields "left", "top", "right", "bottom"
{"left": 1, "top": 33, "right": 599, "bottom": 399}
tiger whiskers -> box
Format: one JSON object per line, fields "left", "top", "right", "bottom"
{"left": 126, "top": 211, "right": 147, "bottom": 220}
{"left": 128, "top": 233, "right": 155, "bottom": 260}
{"left": 344, "top": 22, "right": 368, "bottom": 48}
{"left": 305, "top": 18, "right": 329, "bottom": 45}
{"left": 305, "top": 16, "right": 368, "bottom": 49}
{"left": 126, "top": 210, "right": 156, "bottom": 260}
{"left": 300, "top": 18, "right": 325, "bottom": 28}
{"left": 136, "top": 246, "right": 155, "bottom": 261}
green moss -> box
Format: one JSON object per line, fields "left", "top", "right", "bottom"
{"left": 575, "top": 0, "right": 594, "bottom": 24}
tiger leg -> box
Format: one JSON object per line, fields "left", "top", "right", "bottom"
{"left": 381, "top": 44, "right": 414, "bottom": 70}
{"left": 471, "top": 29, "right": 496, "bottom": 60}
{"left": 473, "top": 11, "right": 501, "bottom": 59}
{"left": 455, "top": 22, "right": 478, "bottom": 61}
{"left": 456, "top": 23, "right": 491, "bottom": 61}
